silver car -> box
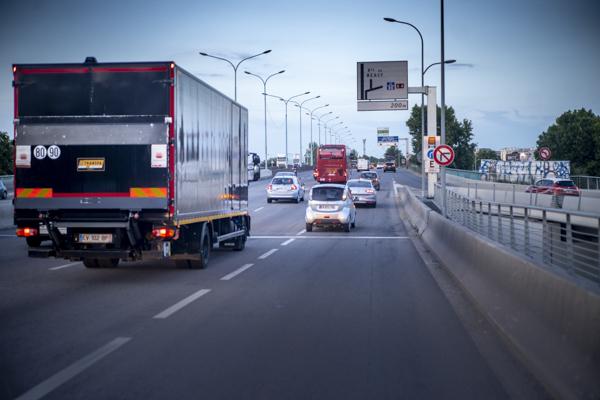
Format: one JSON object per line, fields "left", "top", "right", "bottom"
{"left": 267, "top": 176, "right": 305, "bottom": 203}
{"left": 305, "top": 184, "right": 356, "bottom": 232}
{"left": 346, "top": 179, "right": 377, "bottom": 207}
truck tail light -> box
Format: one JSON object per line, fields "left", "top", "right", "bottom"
{"left": 17, "top": 227, "right": 38, "bottom": 237}
{"left": 152, "top": 227, "right": 177, "bottom": 239}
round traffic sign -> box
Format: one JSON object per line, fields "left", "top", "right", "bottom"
{"left": 539, "top": 147, "right": 551, "bottom": 161}
{"left": 433, "top": 145, "right": 455, "bottom": 166}
{"left": 427, "top": 149, "right": 434, "bottom": 159}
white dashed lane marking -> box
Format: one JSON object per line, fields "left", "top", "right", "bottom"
{"left": 258, "top": 249, "right": 278, "bottom": 260}
{"left": 220, "top": 264, "right": 254, "bottom": 281}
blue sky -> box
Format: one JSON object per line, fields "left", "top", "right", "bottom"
{"left": 1, "top": 0, "right": 598, "bottom": 158}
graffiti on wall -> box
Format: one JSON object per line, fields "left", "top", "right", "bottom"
{"left": 479, "top": 160, "right": 570, "bottom": 178}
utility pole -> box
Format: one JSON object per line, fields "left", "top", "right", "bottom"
{"left": 362, "top": 138, "right": 366, "bottom": 157}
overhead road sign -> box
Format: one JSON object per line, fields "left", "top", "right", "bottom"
{"left": 539, "top": 146, "right": 551, "bottom": 161}
{"left": 357, "top": 100, "right": 408, "bottom": 111}
{"left": 433, "top": 145, "right": 455, "bottom": 166}
{"left": 377, "top": 127, "right": 389, "bottom": 136}
{"left": 377, "top": 136, "right": 399, "bottom": 143}
{"left": 357, "top": 61, "right": 408, "bottom": 100}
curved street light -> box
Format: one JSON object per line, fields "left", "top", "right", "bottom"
{"left": 305, "top": 104, "right": 329, "bottom": 165}
{"left": 424, "top": 59, "right": 456, "bottom": 75}
{"left": 314, "top": 111, "right": 333, "bottom": 146}
{"left": 244, "top": 69, "right": 285, "bottom": 165}
{"left": 322, "top": 115, "right": 339, "bottom": 144}
{"left": 294, "top": 95, "right": 320, "bottom": 165}
{"left": 199, "top": 49, "right": 271, "bottom": 101}
{"left": 265, "top": 91, "right": 310, "bottom": 165}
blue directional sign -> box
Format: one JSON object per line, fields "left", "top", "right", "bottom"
{"left": 427, "top": 149, "right": 434, "bottom": 159}
{"left": 377, "top": 136, "right": 399, "bottom": 143}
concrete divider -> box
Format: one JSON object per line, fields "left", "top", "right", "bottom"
{"left": 396, "top": 184, "right": 600, "bottom": 399}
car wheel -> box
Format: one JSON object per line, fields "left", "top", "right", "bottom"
{"left": 372, "top": 203, "right": 377, "bottom": 208}
{"left": 343, "top": 223, "right": 350, "bottom": 233}
{"left": 306, "top": 223, "right": 313, "bottom": 232}
{"left": 267, "top": 198, "right": 272, "bottom": 203}
{"left": 351, "top": 220, "right": 355, "bottom": 228}
{"left": 294, "top": 196, "right": 299, "bottom": 204}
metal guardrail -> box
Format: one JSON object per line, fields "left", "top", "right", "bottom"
{"left": 434, "top": 185, "right": 600, "bottom": 285}
{"left": 572, "top": 176, "right": 600, "bottom": 191}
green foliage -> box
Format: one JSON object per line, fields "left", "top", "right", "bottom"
{"left": 406, "top": 104, "right": 476, "bottom": 170}
{"left": 0, "top": 132, "right": 13, "bottom": 175}
{"left": 384, "top": 145, "right": 403, "bottom": 163}
{"left": 536, "top": 109, "right": 600, "bottom": 176}
{"left": 476, "top": 148, "right": 499, "bottom": 161}
{"left": 348, "top": 148, "right": 358, "bottom": 160}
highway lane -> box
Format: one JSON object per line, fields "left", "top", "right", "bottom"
{"left": 0, "top": 169, "right": 545, "bottom": 399}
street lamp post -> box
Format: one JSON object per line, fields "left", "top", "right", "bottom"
{"left": 296, "top": 96, "right": 320, "bottom": 166}
{"left": 244, "top": 69, "right": 285, "bottom": 168}
{"left": 384, "top": 17, "right": 425, "bottom": 196}
{"left": 329, "top": 121, "right": 344, "bottom": 142}
{"left": 199, "top": 49, "right": 271, "bottom": 101}
{"left": 265, "top": 92, "right": 310, "bottom": 165}
{"left": 322, "top": 115, "right": 339, "bottom": 144}
{"left": 314, "top": 111, "right": 332, "bottom": 146}
{"left": 306, "top": 104, "right": 329, "bottom": 165}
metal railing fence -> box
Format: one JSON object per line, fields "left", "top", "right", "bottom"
{"left": 434, "top": 185, "right": 600, "bottom": 285}
{"left": 571, "top": 176, "right": 600, "bottom": 191}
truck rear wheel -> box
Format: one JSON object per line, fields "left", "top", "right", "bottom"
{"left": 26, "top": 237, "right": 42, "bottom": 247}
{"left": 232, "top": 232, "right": 247, "bottom": 251}
{"left": 189, "top": 224, "right": 210, "bottom": 269}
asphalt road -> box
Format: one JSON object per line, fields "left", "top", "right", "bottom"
{"left": 0, "top": 169, "right": 546, "bottom": 399}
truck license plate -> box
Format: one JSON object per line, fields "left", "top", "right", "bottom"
{"left": 78, "top": 233, "right": 113, "bottom": 244}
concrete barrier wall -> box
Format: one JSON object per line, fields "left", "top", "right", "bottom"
{"left": 397, "top": 185, "right": 600, "bottom": 399}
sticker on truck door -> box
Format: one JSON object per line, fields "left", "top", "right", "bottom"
{"left": 151, "top": 144, "right": 167, "bottom": 168}
{"left": 16, "top": 146, "right": 31, "bottom": 167}
{"left": 77, "top": 158, "right": 105, "bottom": 172}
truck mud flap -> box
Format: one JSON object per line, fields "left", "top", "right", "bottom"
{"left": 28, "top": 247, "right": 56, "bottom": 258}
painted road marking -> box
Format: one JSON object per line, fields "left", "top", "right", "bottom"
{"left": 15, "top": 337, "right": 131, "bottom": 400}
{"left": 220, "top": 263, "right": 254, "bottom": 281}
{"left": 49, "top": 262, "right": 80, "bottom": 271}
{"left": 296, "top": 229, "right": 306, "bottom": 236}
{"left": 0, "top": 234, "right": 16, "bottom": 237}
{"left": 253, "top": 206, "right": 264, "bottom": 212}
{"left": 251, "top": 235, "right": 409, "bottom": 240}
{"left": 153, "top": 289, "right": 211, "bottom": 319}
{"left": 258, "top": 248, "right": 278, "bottom": 259}
{"left": 281, "top": 238, "right": 295, "bottom": 246}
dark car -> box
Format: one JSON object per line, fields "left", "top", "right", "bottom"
{"left": 525, "top": 178, "right": 580, "bottom": 196}
{"left": 0, "top": 180, "right": 7, "bottom": 200}
{"left": 359, "top": 171, "right": 380, "bottom": 190}
{"left": 383, "top": 162, "right": 396, "bottom": 173}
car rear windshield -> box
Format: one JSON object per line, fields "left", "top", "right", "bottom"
{"left": 348, "top": 181, "right": 371, "bottom": 188}
{"left": 312, "top": 187, "right": 344, "bottom": 201}
{"left": 272, "top": 178, "right": 294, "bottom": 185}
{"left": 361, "top": 173, "right": 376, "bottom": 179}
{"left": 556, "top": 180, "right": 576, "bottom": 187}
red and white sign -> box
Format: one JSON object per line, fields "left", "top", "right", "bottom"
{"left": 539, "top": 147, "right": 551, "bottom": 161}
{"left": 433, "top": 145, "right": 455, "bottom": 166}
{"left": 151, "top": 144, "right": 167, "bottom": 168}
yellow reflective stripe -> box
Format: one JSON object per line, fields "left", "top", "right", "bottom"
{"left": 16, "top": 188, "right": 53, "bottom": 198}
{"left": 129, "top": 188, "right": 167, "bottom": 198}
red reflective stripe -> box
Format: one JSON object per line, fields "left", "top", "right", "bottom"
{"left": 92, "top": 66, "right": 168, "bottom": 73}
{"left": 19, "top": 68, "right": 89, "bottom": 74}
{"left": 53, "top": 192, "right": 130, "bottom": 198}
{"left": 168, "top": 63, "right": 175, "bottom": 216}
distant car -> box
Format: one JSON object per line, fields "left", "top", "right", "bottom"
{"left": 305, "top": 184, "right": 356, "bottom": 232}
{"left": 525, "top": 178, "right": 580, "bottom": 196}
{"left": 346, "top": 179, "right": 377, "bottom": 207}
{"left": 0, "top": 180, "right": 6, "bottom": 200}
{"left": 376, "top": 163, "right": 384, "bottom": 169}
{"left": 274, "top": 171, "right": 296, "bottom": 177}
{"left": 267, "top": 176, "right": 305, "bottom": 203}
{"left": 359, "top": 171, "right": 380, "bottom": 191}
{"left": 383, "top": 161, "right": 396, "bottom": 173}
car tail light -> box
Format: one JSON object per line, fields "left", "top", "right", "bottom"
{"left": 290, "top": 184, "right": 297, "bottom": 190}
{"left": 267, "top": 184, "right": 272, "bottom": 190}
{"left": 152, "top": 227, "right": 177, "bottom": 239}
{"left": 17, "top": 227, "right": 38, "bottom": 237}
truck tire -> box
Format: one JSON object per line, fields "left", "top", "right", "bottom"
{"left": 232, "top": 232, "right": 247, "bottom": 251}
{"left": 26, "top": 236, "right": 42, "bottom": 247}
{"left": 189, "top": 223, "right": 210, "bottom": 269}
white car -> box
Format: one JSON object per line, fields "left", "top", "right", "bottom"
{"left": 305, "top": 184, "right": 356, "bottom": 232}
{"left": 346, "top": 179, "right": 377, "bottom": 207}
{"left": 267, "top": 176, "right": 305, "bottom": 203}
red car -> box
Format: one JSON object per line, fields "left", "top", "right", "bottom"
{"left": 525, "top": 178, "right": 580, "bottom": 196}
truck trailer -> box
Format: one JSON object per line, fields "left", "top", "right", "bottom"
{"left": 12, "top": 58, "right": 250, "bottom": 269}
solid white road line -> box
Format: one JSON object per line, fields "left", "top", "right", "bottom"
{"left": 0, "top": 234, "right": 16, "bottom": 237}
{"left": 253, "top": 206, "right": 264, "bottom": 212}
{"left": 49, "top": 262, "right": 80, "bottom": 271}
{"left": 281, "top": 238, "right": 295, "bottom": 246}
{"left": 250, "top": 235, "right": 409, "bottom": 240}
{"left": 220, "top": 263, "right": 254, "bottom": 281}
{"left": 258, "top": 248, "right": 278, "bottom": 259}
{"left": 296, "top": 229, "right": 306, "bottom": 236}
{"left": 153, "top": 289, "right": 211, "bottom": 319}
{"left": 16, "top": 337, "right": 131, "bottom": 400}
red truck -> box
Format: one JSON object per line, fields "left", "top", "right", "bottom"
{"left": 313, "top": 144, "right": 348, "bottom": 184}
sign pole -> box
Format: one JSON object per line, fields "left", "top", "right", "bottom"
{"left": 440, "top": 0, "right": 447, "bottom": 217}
